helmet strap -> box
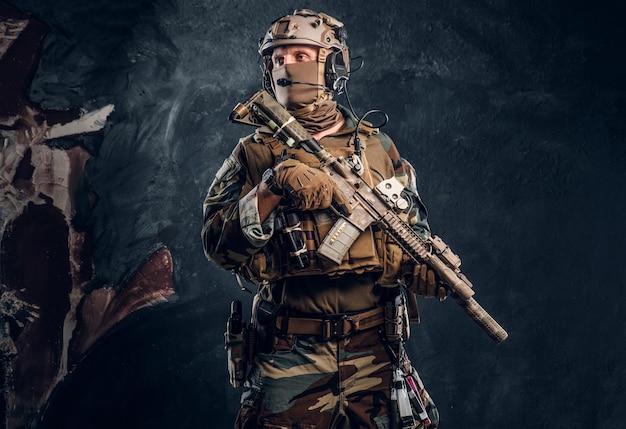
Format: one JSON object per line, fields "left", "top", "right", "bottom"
{"left": 317, "top": 48, "right": 330, "bottom": 101}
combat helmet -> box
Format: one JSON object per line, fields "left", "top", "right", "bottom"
{"left": 259, "top": 9, "right": 350, "bottom": 96}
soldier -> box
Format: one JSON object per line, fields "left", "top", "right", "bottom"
{"left": 202, "top": 9, "right": 446, "bottom": 429}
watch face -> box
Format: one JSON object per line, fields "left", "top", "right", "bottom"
{"left": 262, "top": 168, "right": 282, "bottom": 195}
{"left": 262, "top": 168, "right": 272, "bottom": 182}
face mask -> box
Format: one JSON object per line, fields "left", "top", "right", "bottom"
{"left": 272, "top": 61, "right": 324, "bottom": 111}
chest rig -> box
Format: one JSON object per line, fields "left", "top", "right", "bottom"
{"left": 238, "top": 124, "right": 405, "bottom": 287}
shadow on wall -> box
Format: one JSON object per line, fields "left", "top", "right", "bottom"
{"left": 0, "top": 3, "right": 176, "bottom": 427}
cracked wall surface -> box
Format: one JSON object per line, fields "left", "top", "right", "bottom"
{"left": 0, "top": 3, "right": 175, "bottom": 427}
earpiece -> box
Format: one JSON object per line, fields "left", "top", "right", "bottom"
{"left": 324, "top": 50, "right": 350, "bottom": 94}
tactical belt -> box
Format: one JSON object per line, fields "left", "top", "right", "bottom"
{"left": 274, "top": 307, "right": 385, "bottom": 341}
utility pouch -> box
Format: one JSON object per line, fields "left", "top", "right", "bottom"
{"left": 384, "top": 288, "right": 410, "bottom": 344}
{"left": 225, "top": 300, "right": 248, "bottom": 388}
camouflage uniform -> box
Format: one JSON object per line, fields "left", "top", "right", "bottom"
{"left": 235, "top": 327, "right": 437, "bottom": 429}
{"left": 202, "top": 106, "right": 439, "bottom": 428}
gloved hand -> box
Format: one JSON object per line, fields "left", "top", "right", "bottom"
{"left": 402, "top": 260, "right": 448, "bottom": 301}
{"left": 272, "top": 159, "right": 351, "bottom": 212}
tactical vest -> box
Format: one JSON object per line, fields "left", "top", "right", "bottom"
{"left": 238, "top": 125, "right": 404, "bottom": 288}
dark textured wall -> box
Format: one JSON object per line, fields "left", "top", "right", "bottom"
{"left": 5, "top": 0, "right": 625, "bottom": 428}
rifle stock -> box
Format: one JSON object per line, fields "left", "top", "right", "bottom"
{"left": 230, "top": 90, "right": 508, "bottom": 344}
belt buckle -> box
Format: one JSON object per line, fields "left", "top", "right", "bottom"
{"left": 322, "top": 314, "right": 356, "bottom": 340}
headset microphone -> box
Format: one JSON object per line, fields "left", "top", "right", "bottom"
{"left": 275, "top": 78, "right": 292, "bottom": 87}
{"left": 276, "top": 78, "right": 327, "bottom": 89}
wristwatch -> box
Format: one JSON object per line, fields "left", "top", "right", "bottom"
{"left": 261, "top": 168, "right": 283, "bottom": 196}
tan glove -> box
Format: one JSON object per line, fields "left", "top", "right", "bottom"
{"left": 272, "top": 159, "right": 351, "bottom": 212}
{"left": 402, "top": 260, "right": 448, "bottom": 301}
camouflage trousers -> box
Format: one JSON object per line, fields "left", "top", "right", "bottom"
{"left": 234, "top": 327, "right": 438, "bottom": 429}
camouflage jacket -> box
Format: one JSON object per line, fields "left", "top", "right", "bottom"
{"left": 201, "top": 106, "right": 430, "bottom": 310}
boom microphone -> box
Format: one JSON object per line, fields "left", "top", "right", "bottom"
{"left": 276, "top": 78, "right": 327, "bottom": 89}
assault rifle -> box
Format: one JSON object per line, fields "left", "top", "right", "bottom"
{"left": 229, "top": 90, "right": 508, "bottom": 343}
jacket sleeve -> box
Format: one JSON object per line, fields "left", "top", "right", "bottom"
{"left": 380, "top": 133, "right": 431, "bottom": 239}
{"left": 201, "top": 141, "right": 275, "bottom": 270}
{"left": 397, "top": 156, "right": 431, "bottom": 239}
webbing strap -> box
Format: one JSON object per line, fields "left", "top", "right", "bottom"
{"left": 275, "top": 307, "right": 384, "bottom": 340}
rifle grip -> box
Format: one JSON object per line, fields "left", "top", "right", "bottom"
{"left": 453, "top": 295, "right": 508, "bottom": 343}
